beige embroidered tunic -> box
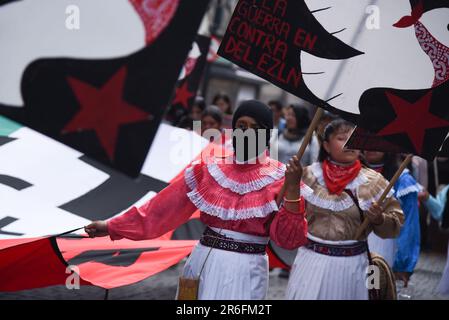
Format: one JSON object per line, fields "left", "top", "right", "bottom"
{"left": 300, "top": 163, "right": 404, "bottom": 242}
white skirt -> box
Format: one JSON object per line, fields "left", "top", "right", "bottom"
{"left": 438, "top": 240, "right": 449, "bottom": 296}
{"left": 367, "top": 232, "right": 397, "bottom": 268}
{"left": 286, "top": 234, "right": 369, "bottom": 300}
{"left": 177, "top": 228, "right": 269, "bottom": 300}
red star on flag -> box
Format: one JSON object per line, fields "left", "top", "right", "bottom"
{"left": 62, "top": 66, "right": 152, "bottom": 161}
{"left": 172, "top": 82, "right": 194, "bottom": 109}
{"left": 378, "top": 91, "right": 449, "bottom": 154}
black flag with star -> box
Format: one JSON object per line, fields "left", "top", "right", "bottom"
{"left": 218, "top": 0, "right": 449, "bottom": 157}
{"left": 217, "top": 0, "right": 364, "bottom": 122}
{"left": 166, "top": 35, "right": 211, "bottom": 124}
{"left": 346, "top": 79, "right": 449, "bottom": 160}
{"left": 344, "top": 0, "right": 449, "bottom": 160}
{"left": 0, "top": 0, "right": 210, "bottom": 177}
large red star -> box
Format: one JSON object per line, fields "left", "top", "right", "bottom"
{"left": 172, "top": 82, "right": 194, "bottom": 109}
{"left": 377, "top": 91, "right": 449, "bottom": 154}
{"left": 63, "top": 66, "right": 152, "bottom": 161}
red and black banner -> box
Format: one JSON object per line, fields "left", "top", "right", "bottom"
{"left": 0, "top": 232, "right": 196, "bottom": 292}
{"left": 346, "top": 0, "right": 449, "bottom": 160}
{"left": 219, "top": 0, "right": 449, "bottom": 161}
{"left": 0, "top": 0, "right": 210, "bottom": 177}
{"left": 166, "top": 35, "right": 212, "bottom": 124}
{"left": 217, "top": 0, "right": 362, "bottom": 122}
{"left": 346, "top": 80, "right": 449, "bottom": 160}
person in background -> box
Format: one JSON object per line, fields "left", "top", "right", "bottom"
{"left": 277, "top": 104, "right": 319, "bottom": 166}
{"left": 212, "top": 93, "right": 233, "bottom": 129}
{"left": 176, "top": 115, "right": 194, "bottom": 131}
{"left": 190, "top": 96, "right": 206, "bottom": 122}
{"left": 411, "top": 157, "right": 428, "bottom": 191}
{"left": 410, "top": 156, "right": 429, "bottom": 251}
{"left": 365, "top": 151, "right": 421, "bottom": 287}
{"left": 268, "top": 100, "right": 286, "bottom": 133}
{"left": 175, "top": 96, "right": 206, "bottom": 130}
{"left": 201, "top": 105, "right": 223, "bottom": 135}
{"left": 281, "top": 103, "right": 289, "bottom": 120}
{"left": 419, "top": 185, "right": 449, "bottom": 296}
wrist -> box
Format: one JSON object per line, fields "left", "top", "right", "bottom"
{"left": 283, "top": 196, "right": 301, "bottom": 203}
{"left": 283, "top": 196, "right": 306, "bottom": 214}
{"left": 105, "top": 220, "right": 112, "bottom": 236}
{"left": 285, "top": 183, "right": 299, "bottom": 193}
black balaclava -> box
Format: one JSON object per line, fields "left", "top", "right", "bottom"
{"left": 231, "top": 100, "right": 274, "bottom": 162}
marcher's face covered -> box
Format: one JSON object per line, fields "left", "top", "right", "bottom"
{"left": 232, "top": 116, "right": 268, "bottom": 163}
{"left": 324, "top": 129, "right": 360, "bottom": 164}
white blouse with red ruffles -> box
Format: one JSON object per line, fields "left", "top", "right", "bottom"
{"left": 107, "top": 155, "right": 308, "bottom": 250}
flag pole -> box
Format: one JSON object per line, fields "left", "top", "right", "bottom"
{"left": 354, "top": 154, "right": 413, "bottom": 240}
{"left": 276, "top": 107, "right": 324, "bottom": 205}
{"left": 296, "top": 108, "right": 324, "bottom": 161}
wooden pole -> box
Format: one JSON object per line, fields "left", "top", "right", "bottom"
{"left": 276, "top": 108, "right": 324, "bottom": 205}
{"left": 354, "top": 154, "right": 413, "bottom": 240}
{"left": 296, "top": 108, "right": 324, "bottom": 160}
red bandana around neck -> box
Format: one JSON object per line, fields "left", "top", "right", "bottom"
{"left": 322, "top": 159, "right": 362, "bottom": 195}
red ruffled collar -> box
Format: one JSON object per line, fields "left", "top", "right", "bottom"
{"left": 184, "top": 155, "right": 286, "bottom": 221}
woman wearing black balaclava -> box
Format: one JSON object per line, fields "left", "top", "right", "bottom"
{"left": 85, "top": 100, "right": 308, "bottom": 300}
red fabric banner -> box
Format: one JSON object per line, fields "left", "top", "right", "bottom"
{"left": 0, "top": 236, "right": 196, "bottom": 291}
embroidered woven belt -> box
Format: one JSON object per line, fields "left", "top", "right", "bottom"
{"left": 200, "top": 227, "right": 266, "bottom": 255}
{"left": 305, "top": 238, "right": 367, "bottom": 257}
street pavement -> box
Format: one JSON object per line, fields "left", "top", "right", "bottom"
{"left": 0, "top": 251, "right": 447, "bottom": 300}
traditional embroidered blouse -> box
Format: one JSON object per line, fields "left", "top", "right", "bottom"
{"left": 107, "top": 155, "right": 308, "bottom": 250}
{"left": 299, "top": 162, "right": 404, "bottom": 242}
